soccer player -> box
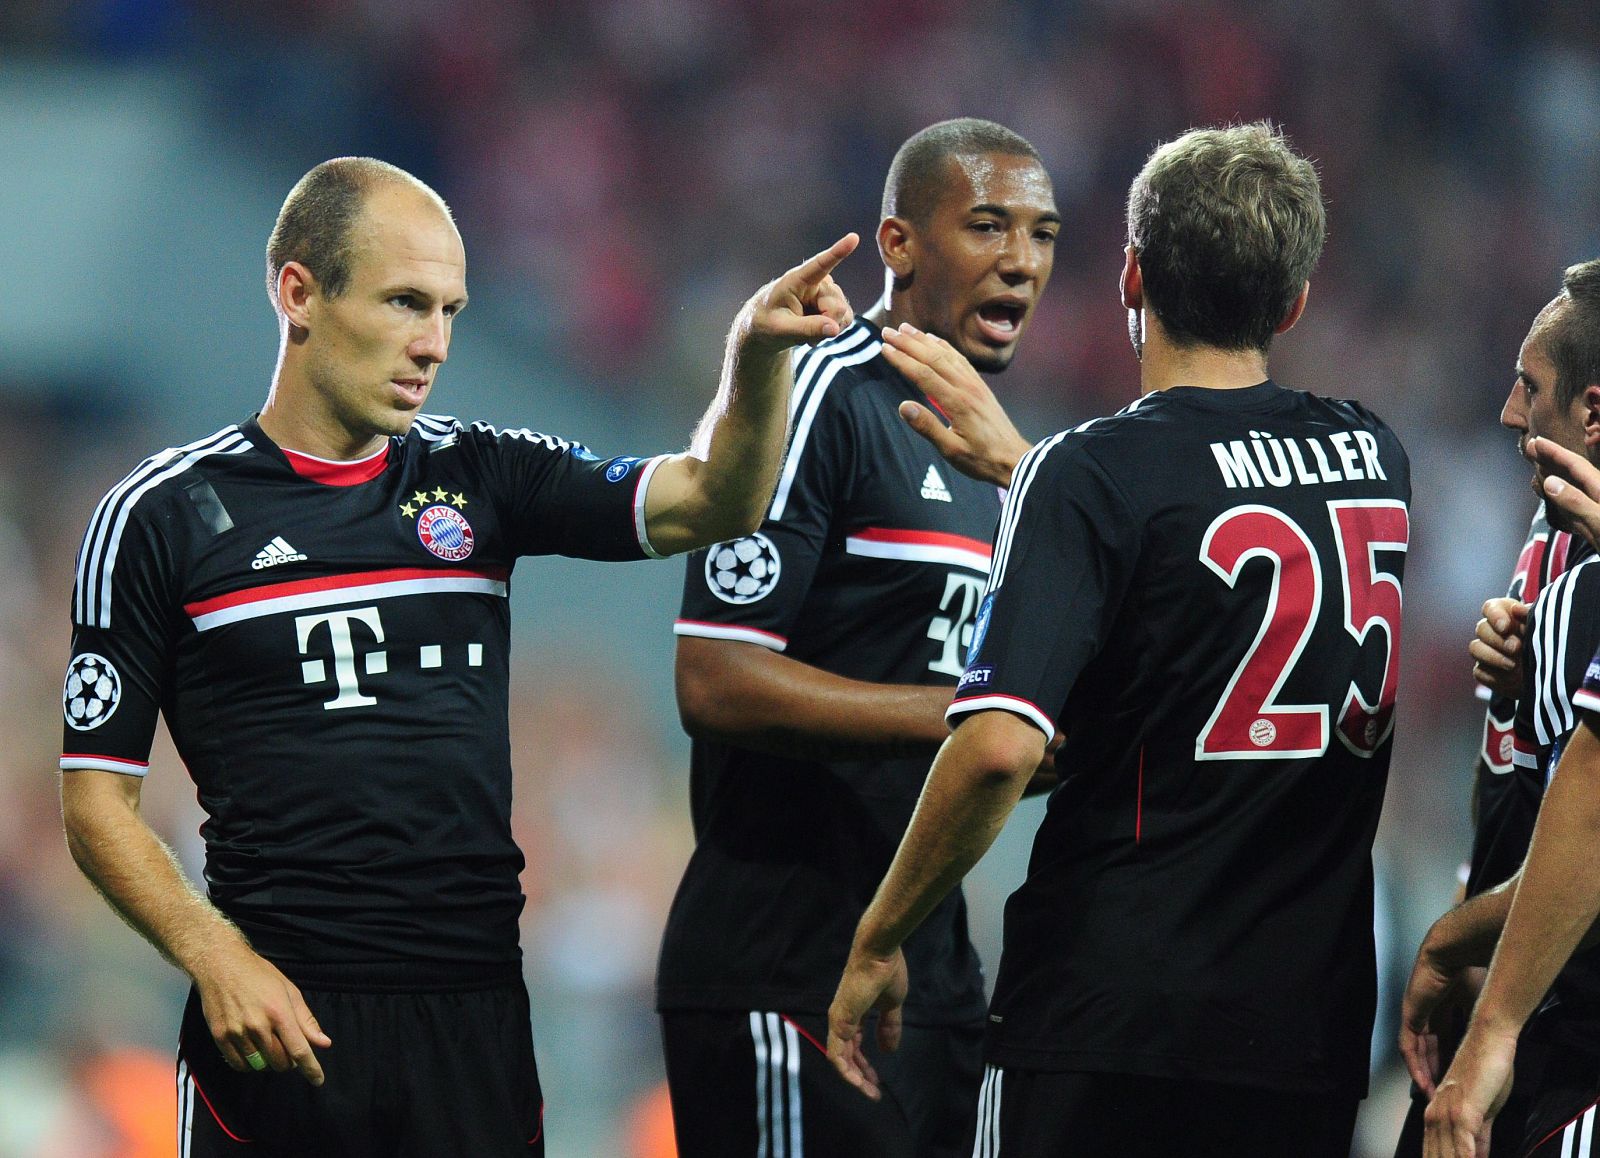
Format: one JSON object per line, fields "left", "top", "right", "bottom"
{"left": 827, "top": 122, "right": 1411, "bottom": 1158}
{"left": 56, "top": 156, "right": 857, "bottom": 1157}
{"left": 1390, "top": 516, "right": 1564, "bottom": 1158}
{"left": 656, "top": 118, "right": 1059, "bottom": 1158}
{"left": 1405, "top": 263, "right": 1600, "bottom": 1157}
{"left": 1392, "top": 276, "right": 1593, "bottom": 1158}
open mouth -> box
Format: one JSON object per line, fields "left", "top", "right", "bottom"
{"left": 392, "top": 378, "right": 429, "bottom": 405}
{"left": 976, "top": 301, "right": 1026, "bottom": 344}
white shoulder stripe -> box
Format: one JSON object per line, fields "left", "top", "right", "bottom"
{"left": 1536, "top": 557, "right": 1598, "bottom": 746}
{"left": 769, "top": 333, "right": 882, "bottom": 520}
{"left": 989, "top": 432, "right": 1069, "bottom": 593}
{"left": 790, "top": 322, "right": 873, "bottom": 389}
{"left": 412, "top": 413, "right": 463, "bottom": 441}
{"left": 76, "top": 427, "right": 249, "bottom": 629}
{"left": 468, "top": 421, "right": 580, "bottom": 453}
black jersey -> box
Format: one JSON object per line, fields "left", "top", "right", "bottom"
{"left": 1513, "top": 539, "right": 1600, "bottom": 1015}
{"left": 949, "top": 381, "right": 1410, "bottom": 1095}
{"left": 1468, "top": 511, "right": 1570, "bottom": 897}
{"left": 657, "top": 321, "right": 995, "bottom": 1024}
{"left": 61, "top": 415, "right": 663, "bottom": 986}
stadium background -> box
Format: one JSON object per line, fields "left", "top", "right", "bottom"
{"left": 2, "top": 1, "right": 1597, "bottom": 1153}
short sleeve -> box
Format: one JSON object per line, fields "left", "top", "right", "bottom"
{"left": 465, "top": 422, "right": 667, "bottom": 561}
{"left": 673, "top": 380, "right": 851, "bottom": 652}
{"left": 946, "top": 434, "right": 1140, "bottom": 739}
{"left": 61, "top": 500, "right": 177, "bottom": 776}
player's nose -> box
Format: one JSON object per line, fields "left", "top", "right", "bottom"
{"left": 1500, "top": 381, "right": 1527, "bottom": 433}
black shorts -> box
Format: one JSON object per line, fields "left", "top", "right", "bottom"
{"left": 1519, "top": 1010, "right": 1600, "bottom": 1157}
{"left": 661, "top": 1008, "right": 983, "bottom": 1158}
{"left": 971, "top": 1067, "right": 1359, "bottom": 1158}
{"left": 175, "top": 982, "right": 543, "bottom": 1158}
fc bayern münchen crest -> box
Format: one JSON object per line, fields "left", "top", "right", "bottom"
{"left": 417, "top": 504, "right": 475, "bottom": 561}
{"left": 63, "top": 653, "right": 121, "bottom": 731}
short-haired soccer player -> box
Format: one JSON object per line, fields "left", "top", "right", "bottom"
{"left": 1406, "top": 261, "right": 1600, "bottom": 1158}
{"left": 657, "top": 118, "right": 1059, "bottom": 1158}
{"left": 58, "top": 156, "right": 856, "bottom": 1157}
{"left": 829, "top": 122, "right": 1411, "bottom": 1158}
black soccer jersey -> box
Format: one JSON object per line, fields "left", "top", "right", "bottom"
{"left": 949, "top": 381, "right": 1410, "bottom": 1094}
{"left": 61, "top": 415, "right": 663, "bottom": 985}
{"left": 657, "top": 320, "right": 994, "bottom": 1024}
{"left": 1513, "top": 538, "right": 1600, "bottom": 1015}
{"left": 1468, "top": 511, "right": 1570, "bottom": 898}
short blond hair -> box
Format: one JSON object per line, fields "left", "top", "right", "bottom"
{"left": 1126, "top": 123, "right": 1324, "bottom": 353}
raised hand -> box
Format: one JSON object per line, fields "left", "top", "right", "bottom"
{"left": 1529, "top": 435, "right": 1600, "bottom": 548}
{"left": 880, "top": 322, "right": 1033, "bottom": 487}
{"left": 1470, "top": 597, "right": 1529, "bottom": 696}
{"left": 742, "top": 233, "right": 860, "bottom": 354}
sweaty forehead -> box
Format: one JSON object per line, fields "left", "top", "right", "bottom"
{"left": 941, "top": 153, "right": 1056, "bottom": 214}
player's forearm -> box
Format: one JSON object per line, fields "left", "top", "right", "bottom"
{"left": 1423, "top": 879, "right": 1516, "bottom": 973}
{"left": 62, "top": 782, "right": 249, "bottom": 981}
{"left": 676, "top": 637, "right": 952, "bottom": 760}
{"left": 853, "top": 713, "right": 1040, "bottom": 957}
{"left": 1471, "top": 719, "right": 1600, "bottom": 1036}
{"left": 667, "top": 313, "right": 794, "bottom": 551}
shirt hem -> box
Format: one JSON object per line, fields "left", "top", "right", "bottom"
{"left": 656, "top": 985, "right": 986, "bottom": 1027}
{"left": 982, "top": 1043, "right": 1365, "bottom": 1096}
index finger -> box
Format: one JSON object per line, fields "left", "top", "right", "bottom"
{"left": 882, "top": 325, "right": 986, "bottom": 392}
{"left": 1531, "top": 435, "right": 1600, "bottom": 497}
{"left": 788, "top": 232, "right": 859, "bottom": 286}
{"left": 274, "top": 1019, "right": 326, "bottom": 1087}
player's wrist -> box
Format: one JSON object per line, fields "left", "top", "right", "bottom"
{"left": 850, "top": 923, "right": 903, "bottom": 965}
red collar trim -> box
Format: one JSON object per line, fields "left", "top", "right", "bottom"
{"left": 281, "top": 444, "right": 390, "bottom": 486}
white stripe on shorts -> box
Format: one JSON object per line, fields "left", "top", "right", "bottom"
{"left": 750, "top": 1011, "right": 804, "bottom": 1157}
{"left": 177, "top": 1057, "right": 195, "bottom": 1157}
{"left": 972, "top": 1064, "right": 1003, "bottom": 1157}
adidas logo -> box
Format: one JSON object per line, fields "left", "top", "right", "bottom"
{"left": 920, "top": 464, "right": 953, "bottom": 502}
{"left": 251, "top": 536, "right": 308, "bottom": 570}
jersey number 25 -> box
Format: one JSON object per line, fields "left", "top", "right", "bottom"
{"left": 1196, "top": 500, "right": 1409, "bottom": 760}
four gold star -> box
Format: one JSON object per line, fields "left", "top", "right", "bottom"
{"left": 400, "top": 486, "right": 469, "bottom": 518}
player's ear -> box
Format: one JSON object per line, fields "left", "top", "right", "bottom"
{"left": 1581, "top": 383, "right": 1600, "bottom": 449}
{"left": 1275, "top": 281, "right": 1310, "bottom": 335}
{"left": 1119, "top": 247, "right": 1142, "bottom": 310}
{"left": 878, "top": 216, "right": 915, "bottom": 283}
{"left": 277, "top": 262, "right": 318, "bottom": 333}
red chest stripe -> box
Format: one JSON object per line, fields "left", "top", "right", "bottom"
{"left": 844, "top": 527, "right": 993, "bottom": 572}
{"left": 184, "top": 566, "right": 510, "bottom": 631}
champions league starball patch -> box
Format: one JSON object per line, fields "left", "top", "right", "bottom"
{"left": 605, "top": 457, "right": 641, "bottom": 482}
{"left": 63, "top": 653, "right": 121, "bottom": 731}
{"left": 706, "top": 533, "right": 781, "bottom": 604}
{"left": 417, "top": 504, "right": 475, "bottom": 561}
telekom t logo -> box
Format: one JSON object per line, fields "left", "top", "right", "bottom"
{"left": 296, "top": 607, "right": 387, "bottom": 710}
{"left": 927, "top": 573, "right": 986, "bottom": 677}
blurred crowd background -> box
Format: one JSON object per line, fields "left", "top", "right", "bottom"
{"left": 2, "top": 1, "right": 1598, "bottom": 1154}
